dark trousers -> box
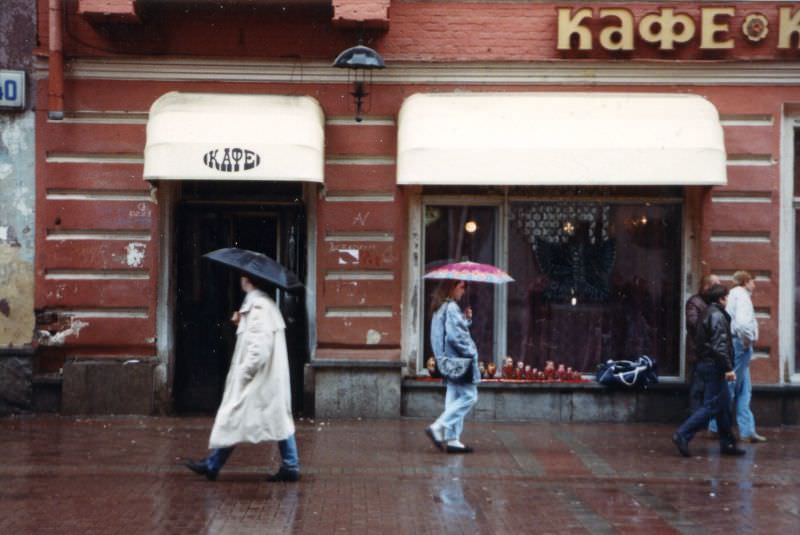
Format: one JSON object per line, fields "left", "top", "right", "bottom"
{"left": 688, "top": 362, "right": 706, "bottom": 413}
{"left": 676, "top": 360, "right": 736, "bottom": 446}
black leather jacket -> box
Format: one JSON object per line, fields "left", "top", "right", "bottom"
{"left": 695, "top": 302, "right": 734, "bottom": 372}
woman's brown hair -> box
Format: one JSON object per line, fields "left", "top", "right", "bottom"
{"left": 430, "top": 279, "right": 461, "bottom": 315}
{"left": 732, "top": 270, "right": 753, "bottom": 287}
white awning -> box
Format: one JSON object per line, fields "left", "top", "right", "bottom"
{"left": 144, "top": 92, "right": 324, "bottom": 182}
{"left": 397, "top": 92, "right": 726, "bottom": 186}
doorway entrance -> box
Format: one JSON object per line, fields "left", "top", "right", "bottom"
{"left": 173, "top": 181, "right": 308, "bottom": 414}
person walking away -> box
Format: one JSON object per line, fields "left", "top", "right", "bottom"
{"left": 185, "top": 274, "right": 300, "bottom": 481}
{"left": 672, "top": 284, "right": 745, "bottom": 457}
{"left": 685, "top": 274, "right": 720, "bottom": 412}
{"left": 709, "top": 271, "right": 767, "bottom": 443}
{"left": 425, "top": 280, "right": 480, "bottom": 454}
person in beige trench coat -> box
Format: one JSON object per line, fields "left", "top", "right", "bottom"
{"left": 185, "top": 275, "right": 300, "bottom": 482}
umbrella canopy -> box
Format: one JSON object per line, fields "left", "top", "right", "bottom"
{"left": 203, "top": 247, "right": 304, "bottom": 292}
{"left": 423, "top": 261, "right": 514, "bottom": 284}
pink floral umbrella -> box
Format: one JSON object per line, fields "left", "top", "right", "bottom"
{"left": 423, "top": 261, "right": 514, "bottom": 284}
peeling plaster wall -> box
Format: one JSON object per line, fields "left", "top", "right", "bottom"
{"left": 0, "top": 0, "right": 36, "bottom": 414}
{"left": 0, "top": 0, "right": 35, "bottom": 348}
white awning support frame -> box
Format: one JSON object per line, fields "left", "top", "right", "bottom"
{"left": 396, "top": 92, "right": 727, "bottom": 187}
{"left": 144, "top": 92, "right": 325, "bottom": 183}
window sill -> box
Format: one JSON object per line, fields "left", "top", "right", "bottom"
{"left": 403, "top": 377, "right": 688, "bottom": 391}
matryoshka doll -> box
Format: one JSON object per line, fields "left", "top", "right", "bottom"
{"left": 515, "top": 360, "right": 525, "bottom": 379}
{"left": 502, "top": 357, "right": 515, "bottom": 379}
{"left": 486, "top": 362, "right": 497, "bottom": 379}
{"left": 544, "top": 360, "right": 556, "bottom": 380}
{"left": 556, "top": 363, "right": 567, "bottom": 381}
{"left": 478, "top": 361, "right": 487, "bottom": 379}
{"left": 426, "top": 356, "right": 440, "bottom": 378}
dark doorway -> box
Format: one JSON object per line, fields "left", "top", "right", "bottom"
{"left": 173, "top": 182, "right": 308, "bottom": 415}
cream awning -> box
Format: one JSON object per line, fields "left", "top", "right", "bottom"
{"left": 144, "top": 92, "right": 324, "bottom": 182}
{"left": 397, "top": 92, "right": 726, "bottom": 186}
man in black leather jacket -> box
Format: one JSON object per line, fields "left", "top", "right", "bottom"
{"left": 672, "top": 284, "right": 745, "bottom": 457}
{"left": 685, "top": 274, "right": 720, "bottom": 412}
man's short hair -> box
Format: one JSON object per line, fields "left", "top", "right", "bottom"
{"left": 704, "top": 283, "right": 729, "bottom": 304}
{"left": 699, "top": 274, "right": 718, "bottom": 293}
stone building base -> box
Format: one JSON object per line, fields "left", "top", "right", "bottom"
{"left": 62, "top": 359, "right": 157, "bottom": 415}
{"left": 0, "top": 348, "right": 33, "bottom": 414}
{"left": 403, "top": 380, "right": 800, "bottom": 425}
{"left": 312, "top": 360, "right": 402, "bottom": 418}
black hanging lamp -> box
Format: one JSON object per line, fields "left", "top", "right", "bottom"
{"left": 333, "top": 42, "right": 385, "bottom": 122}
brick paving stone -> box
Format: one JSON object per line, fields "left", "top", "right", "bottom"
{"left": 0, "top": 416, "right": 798, "bottom": 534}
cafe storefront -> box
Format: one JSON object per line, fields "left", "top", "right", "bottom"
{"left": 32, "top": 0, "right": 800, "bottom": 420}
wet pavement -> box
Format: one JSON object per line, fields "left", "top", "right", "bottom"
{"left": 1, "top": 417, "right": 798, "bottom": 534}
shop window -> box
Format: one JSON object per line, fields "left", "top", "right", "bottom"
{"left": 507, "top": 201, "right": 682, "bottom": 375}
{"left": 421, "top": 193, "right": 683, "bottom": 376}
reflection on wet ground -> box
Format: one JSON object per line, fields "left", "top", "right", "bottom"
{"left": 1, "top": 417, "right": 798, "bottom": 534}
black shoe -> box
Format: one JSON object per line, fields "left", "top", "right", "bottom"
{"left": 425, "top": 427, "right": 444, "bottom": 451}
{"left": 266, "top": 467, "right": 300, "bottom": 482}
{"left": 672, "top": 433, "right": 691, "bottom": 458}
{"left": 445, "top": 444, "right": 474, "bottom": 454}
{"left": 184, "top": 459, "right": 218, "bottom": 481}
{"left": 721, "top": 445, "right": 746, "bottom": 456}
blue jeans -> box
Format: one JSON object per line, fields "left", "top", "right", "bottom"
{"left": 708, "top": 337, "right": 756, "bottom": 437}
{"left": 434, "top": 383, "right": 478, "bottom": 441}
{"left": 676, "top": 360, "right": 737, "bottom": 445}
{"left": 206, "top": 434, "right": 300, "bottom": 473}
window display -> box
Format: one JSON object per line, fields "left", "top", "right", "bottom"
{"left": 422, "top": 192, "right": 683, "bottom": 377}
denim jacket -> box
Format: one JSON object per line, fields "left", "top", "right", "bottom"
{"left": 430, "top": 300, "right": 481, "bottom": 385}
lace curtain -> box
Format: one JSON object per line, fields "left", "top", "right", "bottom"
{"left": 509, "top": 203, "right": 616, "bottom": 303}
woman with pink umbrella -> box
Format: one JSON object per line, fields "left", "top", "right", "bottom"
{"left": 424, "top": 262, "right": 513, "bottom": 454}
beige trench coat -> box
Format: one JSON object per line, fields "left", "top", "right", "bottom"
{"left": 208, "top": 289, "right": 295, "bottom": 449}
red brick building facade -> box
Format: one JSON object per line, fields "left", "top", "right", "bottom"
{"left": 33, "top": 1, "right": 800, "bottom": 418}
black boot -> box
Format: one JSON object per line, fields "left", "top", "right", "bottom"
{"left": 671, "top": 433, "right": 691, "bottom": 458}
{"left": 720, "top": 443, "right": 746, "bottom": 456}
{"left": 184, "top": 459, "right": 218, "bottom": 481}
{"left": 266, "top": 467, "right": 300, "bottom": 482}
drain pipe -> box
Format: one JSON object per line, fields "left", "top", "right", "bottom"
{"left": 48, "top": 0, "right": 64, "bottom": 120}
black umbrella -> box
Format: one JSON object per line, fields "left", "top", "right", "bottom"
{"left": 203, "top": 247, "right": 304, "bottom": 292}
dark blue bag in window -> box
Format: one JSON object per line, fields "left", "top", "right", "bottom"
{"left": 596, "top": 356, "right": 658, "bottom": 388}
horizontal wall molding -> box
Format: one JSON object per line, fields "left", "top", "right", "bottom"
{"left": 323, "top": 192, "right": 395, "bottom": 202}
{"left": 324, "top": 271, "right": 395, "bottom": 281}
{"left": 46, "top": 229, "right": 152, "bottom": 241}
{"left": 720, "top": 114, "right": 774, "bottom": 126}
{"left": 726, "top": 154, "right": 775, "bottom": 166}
{"left": 710, "top": 232, "right": 771, "bottom": 244}
{"left": 58, "top": 111, "right": 148, "bottom": 124}
{"left": 325, "top": 307, "right": 393, "bottom": 318}
{"left": 753, "top": 349, "right": 770, "bottom": 360}
{"left": 46, "top": 189, "right": 153, "bottom": 201}
{"left": 47, "top": 308, "right": 149, "bottom": 319}
{"left": 754, "top": 308, "right": 771, "bottom": 320}
{"left": 46, "top": 153, "right": 144, "bottom": 165}
{"left": 45, "top": 270, "right": 150, "bottom": 280}
{"left": 326, "top": 116, "right": 395, "bottom": 126}
{"left": 711, "top": 191, "right": 772, "bottom": 204}
{"left": 326, "top": 156, "right": 395, "bottom": 166}
{"left": 716, "top": 270, "right": 772, "bottom": 283}
{"left": 324, "top": 232, "right": 394, "bottom": 242}
{"left": 34, "top": 58, "right": 800, "bottom": 86}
